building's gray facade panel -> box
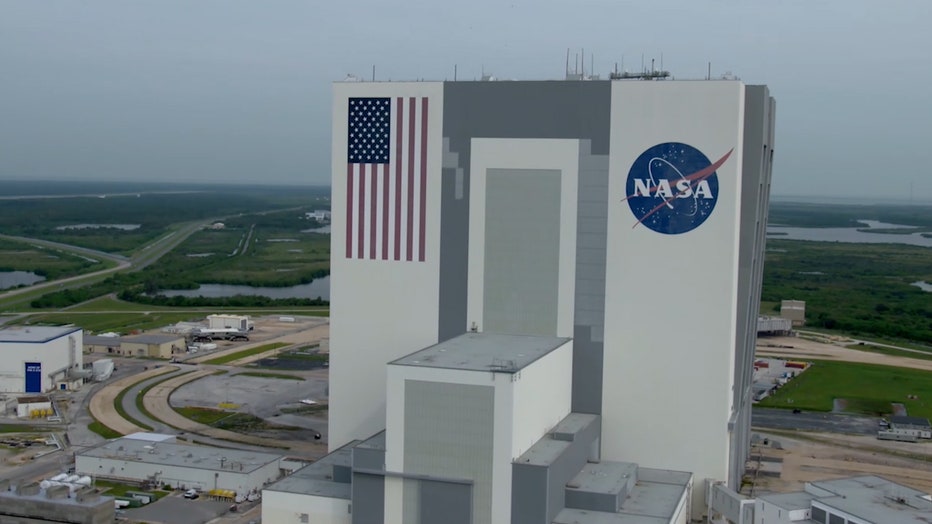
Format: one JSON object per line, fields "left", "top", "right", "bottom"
{"left": 404, "top": 380, "right": 493, "bottom": 524}
{"left": 440, "top": 81, "right": 612, "bottom": 409}
{"left": 419, "top": 480, "right": 472, "bottom": 524}
{"left": 351, "top": 473, "right": 385, "bottom": 524}
{"left": 484, "top": 169, "right": 561, "bottom": 336}
{"left": 511, "top": 415, "right": 601, "bottom": 524}
{"left": 729, "top": 85, "right": 775, "bottom": 489}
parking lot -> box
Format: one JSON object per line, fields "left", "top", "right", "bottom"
{"left": 123, "top": 493, "right": 233, "bottom": 524}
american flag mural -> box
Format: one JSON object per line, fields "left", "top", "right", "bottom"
{"left": 346, "top": 96, "right": 429, "bottom": 261}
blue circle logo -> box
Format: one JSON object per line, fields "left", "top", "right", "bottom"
{"left": 624, "top": 142, "right": 732, "bottom": 235}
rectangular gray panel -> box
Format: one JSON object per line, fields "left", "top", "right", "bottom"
{"left": 484, "top": 169, "right": 561, "bottom": 336}
{"left": 420, "top": 480, "right": 472, "bottom": 524}
{"left": 404, "top": 380, "right": 494, "bottom": 524}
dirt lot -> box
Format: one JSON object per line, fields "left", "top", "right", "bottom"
{"left": 752, "top": 335, "right": 932, "bottom": 495}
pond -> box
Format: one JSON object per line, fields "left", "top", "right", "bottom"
{"left": 157, "top": 276, "right": 330, "bottom": 300}
{"left": 912, "top": 281, "right": 932, "bottom": 292}
{"left": 0, "top": 270, "right": 45, "bottom": 290}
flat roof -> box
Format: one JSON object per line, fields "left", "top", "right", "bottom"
{"left": 264, "top": 441, "right": 357, "bottom": 499}
{"left": 516, "top": 413, "right": 598, "bottom": 466}
{"left": 567, "top": 462, "right": 637, "bottom": 495}
{"left": 389, "top": 332, "right": 570, "bottom": 373}
{"left": 84, "top": 335, "right": 122, "bottom": 345}
{"left": 890, "top": 416, "right": 931, "bottom": 428}
{"left": 121, "top": 334, "right": 184, "bottom": 345}
{"left": 555, "top": 466, "right": 691, "bottom": 524}
{"left": 79, "top": 437, "right": 281, "bottom": 474}
{"left": 809, "top": 475, "right": 932, "bottom": 523}
{"left": 0, "top": 487, "right": 113, "bottom": 509}
{"left": 0, "top": 326, "right": 81, "bottom": 344}
{"left": 758, "top": 491, "right": 816, "bottom": 511}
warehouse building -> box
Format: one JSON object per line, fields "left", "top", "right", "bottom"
{"left": 76, "top": 436, "right": 284, "bottom": 495}
{"left": 83, "top": 334, "right": 122, "bottom": 354}
{"left": 0, "top": 326, "right": 84, "bottom": 393}
{"left": 753, "top": 475, "right": 932, "bottom": 524}
{"left": 119, "top": 333, "right": 185, "bottom": 359}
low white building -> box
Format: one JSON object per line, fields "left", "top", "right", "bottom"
{"left": 0, "top": 326, "right": 84, "bottom": 393}
{"left": 306, "top": 210, "right": 332, "bottom": 222}
{"left": 754, "top": 475, "right": 932, "bottom": 524}
{"left": 76, "top": 436, "right": 284, "bottom": 495}
{"left": 207, "top": 314, "right": 252, "bottom": 331}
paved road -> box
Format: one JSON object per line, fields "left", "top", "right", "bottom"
{"left": 752, "top": 407, "right": 880, "bottom": 435}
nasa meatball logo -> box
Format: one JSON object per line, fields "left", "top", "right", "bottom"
{"left": 624, "top": 142, "right": 733, "bottom": 235}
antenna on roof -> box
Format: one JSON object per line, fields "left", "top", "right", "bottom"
{"left": 371, "top": 65, "right": 375, "bottom": 82}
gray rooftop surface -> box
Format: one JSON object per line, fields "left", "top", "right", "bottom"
{"left": 121, "top": 333, "right": 185, "bottom": 345}
{"left": 80, "top": 437, "right": 281, "bottom": 474}
{"left": 84, "top": 335, "right": 123, "bottom": 345}
{"left": 757, "top": 491, "right": 815, "bottom": 511}
{"left": 390, "top": 332, "right": 571, "bottom": 373}
{"left": 0, "top": 487, "right": 113, "bottom": 508}
{"left": 554, "top": 466, "right": 691, "bottom": 523}
{"left": 0, "top": 326, "right": 81, "bottom": 344}
{"left": 567, "top": 462, "right": 637, "bottom": 495}
{"left": 356, "top": 430, "right": 386, "bottom": 450}
{"left": 263, "top": 441, "right": 357, "bottom": 499}
{"left": 808, "top": 475, "right": 932, "bottom": 524}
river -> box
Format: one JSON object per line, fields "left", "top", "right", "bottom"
{"left": 767, "top": 220, "right": 932, "bottom": 248}
{"left": 157, "top": 276, "right": 330, "bottom": 300}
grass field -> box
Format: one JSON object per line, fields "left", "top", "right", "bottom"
{"left": 0, "top": 424, "right": 48, "bottom": 434}
{"left": 88, "top": 419, "right": 122, "bottom": 439}
{"left": 758, "top": 360, "right": 932, "bottom": 418}
{"left": 846, "top": 343, "right": 932, "bottom": 361}
{"left": 173, "top": 406, "right": 235, "bottom": 425}
{"left": 202, "top": 342, "right": 290, "bottom": 365}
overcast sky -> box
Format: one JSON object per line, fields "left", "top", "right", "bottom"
{"left": 1, "top": 1, "right": 930, "bottom": 201}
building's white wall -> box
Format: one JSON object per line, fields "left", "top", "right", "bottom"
{"left": 603, "top": 81, "right": 745, "bottom": 516}
{"left": 385, "top": 363, "right": 516, "bottom": 524}
{"left": 753, "top": 499, "right": 802, "bottom": 524}
{"left": 262, "top": 490, "right": 351, "bottom": 524}
{"left": 0, "top": 331, "right": 82, "bottom": 393}
{"left": 75, "top": 456, "right": 278, "bottom": 494}
{"left": 330, "top": 82, "right": 445, "bottom": 451}
{"left": 467, "top": 138, "right": 578, "bottom": 338}
{"left": 510, "top": 341, "right": 572, "bottom": 459}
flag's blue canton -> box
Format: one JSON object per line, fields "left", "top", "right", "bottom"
{"left": 347, "top": 97, "right": 391, "bottom": 164}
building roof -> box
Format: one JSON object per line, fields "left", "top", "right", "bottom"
{"left": 263, "top": 441, "right": 357, "bottom": 499}
{"left": 121, "top": 334, "right": 184, "bottom": 345}
{"left": 807, "top": 475, "right": 932, "bottom": 524}
{"left": 757, "top": 491, "right": 816, "bottom": 511}
{"left": 123, "top": 432, "right": 176, "bottom": 443}
{"left": 554, "top": 466, "right": 691, "bottom": 524}
{"left": 78, "top": 437, "right": 281, "bottom": 474}
{"left": 890, "top": 416, "right": 931, "bottom": 428}
{"left": 516, "top": 413, "right": 598, "bottom": 466}
{"left": 84, "top": 335, "right": 123, "bottom": 345}
{"left": 389, "top": 332, "right": 571, "bottom": 373}
{"left": 0, "top": 326, "right": 81, "bottom": 344}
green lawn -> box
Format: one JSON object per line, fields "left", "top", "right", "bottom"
{"left": 0, "top": 424, "right": 48, "bottom": 434}
{"left": 236, "top": 371, "right": 304, "bottom": 381}
{"left": 846, "top": 343, "right": 932, "bottom": 362}
{"left": 758, "top": 360, "right": 932, "bottom": 418}
{"left": 88, "top": 420, "right": 122, "bottom": 439}
{"left": 202, "top": 342, "right": 289, "bottom": 365}
{"left": 173, "top": 406, "right": 235, "bottom": 425}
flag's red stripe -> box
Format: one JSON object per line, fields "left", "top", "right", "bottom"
{"left": 345, "top": 164, "right": 353, "bottom": 259}
{"left": 357, "top": 164, "right": 365, "bottom": 258}
{"left": 419, "top": 97, "right": 428, "bottom": 262}
{"left": 407, "top": 97, "right": 415, "bottom": 261}
{"left": 382, "top": 163, "right": 389, "bottom": 260}
{"left": 394, "top": 97, "right": 403, "bottom": 261}
{"left": 370, "top": 163, "right": 377, "bottom": 259}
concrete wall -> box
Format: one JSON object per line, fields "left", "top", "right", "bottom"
{"left": 602, "top": 81, "right": 748, "bottom": 517}
{"left": 329, "top": 82, "right": 445, "bottom": 451}
{"left": 0, "top": 487, "right": 114, "bottom": 524}
{"left": 0, "top": 330, "right": 82, "bottom": 393}
{"left": 262, "top": 490, "right": 351, "bottom": 524}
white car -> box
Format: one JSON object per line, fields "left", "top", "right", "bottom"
{"left": 184, "top": 489, "right": 199, "bottom": 499}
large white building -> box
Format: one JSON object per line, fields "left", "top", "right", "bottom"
{"left": 0, "top": 326, "right": 84, "bottom": 393}
{"left": 266, "top": 76, "right": 775, "bottom": 523}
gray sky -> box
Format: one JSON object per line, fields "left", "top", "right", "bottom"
{"left": 1, "top": 1, "right": 930, "bottom": 201}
